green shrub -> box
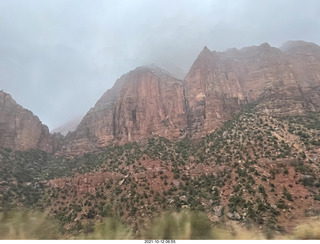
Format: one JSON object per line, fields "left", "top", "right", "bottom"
{"left": 314, "top": 195, "right": 320, "bottom": 201}
{"left": 283, "top": 187, "right": 293, "bottom": 202}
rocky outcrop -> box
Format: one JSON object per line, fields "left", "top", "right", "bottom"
{"left": 0, "top": 90, "right": 53, "bottom": 152}
{"left": 183, "top": 41, "right": 320, "bottom": 138}
{"left": 48, "top": 171, "right": 123, "bottom": 194}
{"left": 226, "top": 211, "right": 241, "bottom": 220}
{"left": 60, "top": 65, "right": 187, "bottom": 156}
{"left": 183, "top": 46, "right": 247, "bottom": 138}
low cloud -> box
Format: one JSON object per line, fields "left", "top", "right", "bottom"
{"left": 0, "top": 0, "right": 319, "bottom": 129}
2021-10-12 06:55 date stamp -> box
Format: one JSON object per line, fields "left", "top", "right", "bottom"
{"left": 144, "top": 240, "right": 176, "bottom": 243}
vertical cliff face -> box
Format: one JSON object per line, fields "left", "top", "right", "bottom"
{"left": 183, "top": 41, "right": 320, "bottom": 138}
{"left": 61, "top": 65, "right": 187, "bottom": 155}
{"left": 280, "top": 41, "right": 320, "bottom": 111}
{"left": 0, "top": 90, "right": 53, "bottom": 152}
{"left": 183, "top": 46, "right": 246, "bottom": 138}
{"left": 238, "top": 41, "right": 320, "bottom": 115}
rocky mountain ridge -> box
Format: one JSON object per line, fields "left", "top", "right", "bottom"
{"left": 60, "top": 40, "right": 320, "bottom": 156}
{"left": 184, "top": 41, "right": 320, "bottom": 138}
{"left": 1, "top": 40, "right": 320, "bottom": 156}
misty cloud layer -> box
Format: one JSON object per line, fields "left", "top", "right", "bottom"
{"left": 0, "top": 0, "right": 319, "bottom": 130}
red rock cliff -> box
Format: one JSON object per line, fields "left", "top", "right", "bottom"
{"left": 0, "top": 90, "right": 53, "bottom": 152}
{"left": 184, "top": 41, "right": 320, "bottom": 138}
{"left": 59, "top": 41, "right": 320, "bottom": 156}
{"left": 61, "top": 65, "right": 187, "bottom": 155}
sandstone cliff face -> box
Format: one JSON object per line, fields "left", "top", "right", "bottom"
{"left": 60, "top": 41, "right": 320, "bottom": 156}
{"left": 0, "top": 90, "right": 53, "bottom": 152}
{"left": 184, "top": 41, "right": 320, "bottom": 138}
{"left": 280, "top": 41, "right": 320, "bottom": 111}
{"left": 61, "top": 66, "right": 187, "bottom": 155}
{"left": 183, "top": 46, "right": 246, "bottom": 138}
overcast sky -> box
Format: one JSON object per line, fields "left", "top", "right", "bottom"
{"left": 0, "top": 0, "right": 320, "bottom": 130}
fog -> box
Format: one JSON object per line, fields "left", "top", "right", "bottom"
{"left": 0, "top": 0, "right": 319, "bottom": 130}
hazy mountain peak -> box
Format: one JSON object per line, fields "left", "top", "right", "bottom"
{"left": 280, "top": 40, "right": 320, "bottom": 52}
{"left": 52, "top": 115, "right": 83, "bottom": 136}
{"left": 202, "top": 45, "right": 210, "bottom": 51}
{"left": 259, "top": 42, "right": 271, "bottom": 48}
{"left": 137, "top": 64, "right": 178, "bottom": 79}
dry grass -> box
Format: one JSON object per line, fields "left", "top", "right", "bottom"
{"left": 140, "top": 211, "right": 267, "bottom": 240}
{"left": 283, "top": 218, "right": 320, "bottom": 240}
{"left": 1, "top": 209, "right": 320, "bottom": 240}
{"left": 78, "top": 218, "right": 132, "bottom": 240}
{"left": 140, "top": 211, "right": 212, "bottom": 239}
{"left": 0, "top": 210, "right": 61, "bottom": 239}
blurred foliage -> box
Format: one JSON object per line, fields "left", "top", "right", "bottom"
{"left": 77, "top": 218, "right": 132, "bottom": 240}
{"left": 141, "top": 211, "right": 213, "bottom": 239}
{"left": 0, "top": 209, "right": 61, "bottom": 239}
{"left": 289, "top": 218, "right": 320, "bottom": 240}
{"left": 1, "top": 208, "right": 320, "bottom": 239}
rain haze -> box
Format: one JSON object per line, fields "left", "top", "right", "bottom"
{"left": 0, "top": 0, "right": 319, "bottom": 130}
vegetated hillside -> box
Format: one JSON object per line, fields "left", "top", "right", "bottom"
{"left": 1, "top": 103, "right": 320, "bottom": 239}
